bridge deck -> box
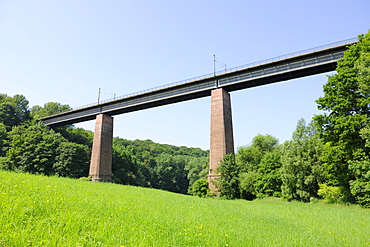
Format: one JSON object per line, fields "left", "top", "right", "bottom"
{"left": 41, "top": 39, "right": 358, "bottom": 127}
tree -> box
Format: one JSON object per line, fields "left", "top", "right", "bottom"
{"left": 254, "top": 151, "right": 282, "bottom": 198}
{"left": 348, "top": 159, "right": 370, "bottom": 207}
{"left": 185, "top": 156, "right": 209, "bottom": 194}
{"left": 31, "top": 102, "right": 72, "bottom": 119}
{"left": 154, "top": 154, "right": 189, "bottom": 194}
{"left": 59, "top": 127, "right": 94, "bottom": 147}
{"left": 237, "top": 134, "right": 279, "bottom": 173}
{"left": 217, "top": 154, "right": 240, "bottom": 199}
{"left": 5, "top": 121, "right": 92, "bottom": 179}
{"left": 112, "top": 143, "right": 149, "bottom": 187}
{"left": 314, "top": 31, "right": 370, "bottom": 199}
{"left": 112, "top": 137, "right": 209, "bottom": 193}
{"left": 53, "top": 142, "right": 90, "bottom": 178}
{"left": 347, "top": 32, "right": 370, "bottom": 207}
{"left": 0, "top": 94, "right": 30, "bottom": 130}
{"left": 6, "top": 121, "right": 65, "bottom": 175}
{"left": 191, "top": 179, "right": 210, "bottom": 197}
{"left": 237, "top": 134, "right": 280, "bottom": 199}
{"left": 281, "top": 119, "right": 325, "bottom": 202}
{"left": 0, "top": 123, "right": 8, "bottom": 157}
{"left": 239, "top": 150, "right": 282, "bottom": 199}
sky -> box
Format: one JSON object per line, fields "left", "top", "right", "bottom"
{"left": 1, "top": 0, "right": 369, "bottom": 150}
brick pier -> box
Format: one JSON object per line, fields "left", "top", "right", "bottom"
{"left": 208, "top": 88, "right": 235, "bottom": 192}
{"left": 89, "top": 114, "right": 113, "bottom": 182}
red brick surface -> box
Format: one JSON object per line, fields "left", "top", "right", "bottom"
{"left": 208, "top": 88, "right": 235, "bottom": 192}
{"left": 89, "top": 114, "right": 113, "bottom": 182}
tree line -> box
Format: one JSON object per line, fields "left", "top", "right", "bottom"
{"left": 213, "top": 31, "right": 370, "bottom": 208}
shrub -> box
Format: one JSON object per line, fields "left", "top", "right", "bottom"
{"left": 191, "top": 179, "right": 209, "bottom": 197}
{"left": 318, "top": 183, "right": 343, "bottom": 203}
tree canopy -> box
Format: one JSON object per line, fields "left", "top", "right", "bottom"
{"left": 314, "top": 31, "right": 370, "bottom": 203}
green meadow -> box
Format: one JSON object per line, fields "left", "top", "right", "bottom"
{"left": 0, "top": 170, "right": 369, "bottom": 247}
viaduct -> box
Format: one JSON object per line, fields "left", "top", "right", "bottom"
{"left": 41, "top": 38, "right": 358, "bottom": 192}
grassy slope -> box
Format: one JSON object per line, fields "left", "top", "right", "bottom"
{"left": 0, "top": 170, "right": 369, "bottom": 247}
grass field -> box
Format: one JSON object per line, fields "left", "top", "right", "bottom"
{"left": 0, "top": 170, "right": 369, "bottom": 246}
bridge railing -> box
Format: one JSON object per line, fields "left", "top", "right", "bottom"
{"left": 73, "top": 37, "right": 358, "bottom": 111}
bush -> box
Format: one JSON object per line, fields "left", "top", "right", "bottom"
{"left": 318, "top": 184, "right": 343, "bottom": 203}
{"left": 191, "top": 179, "right": 209, "bottom": 197}
{"left": 0, "top": 156, "right": 9, "bottom": 170}
{"left": 217, "top": 154, "right": 240, "bottom": 199}
{"left": 79, "top": 176, "right": 92, "bottom": 181}
{"left": 349, "top": 159, "right": 370, "bottom": 208}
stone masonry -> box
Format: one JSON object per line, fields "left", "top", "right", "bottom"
{"left": 208, "top": 88, "right": 235, "bottom": 192}
{"left": 89, "top": 114, "right": 113, "bottom": 182}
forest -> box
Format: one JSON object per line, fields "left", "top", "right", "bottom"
{"left": 0, "top": 31, "right": 369, "bottom": 207}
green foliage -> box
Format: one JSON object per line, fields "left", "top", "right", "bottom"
{"left": 185, "top": 156, "right": 209, "bottom": 194}
{"left": 281, "top": 119, "right": 325, "bottom": 202}
{"left": 30, "top": 102, "right": 72, "bottom": 119}
{"left": 58, "top": 127, "right": 94, "bottom": 147}
{"left": 237, "top": 134, "right": 279, "bottom": 173}
{"left": 239, "top": 151, "right": 282, "bottom": 199}
{"left": 154, "top": 153, "right": 189, "bottom": 194}
{"left": 112, "top": 142, "right": 149, "bottom": 187}
{"left": 318, "top": 183, "right": 343, "bottom": 204}
{"left": 239, "top": 171, "right": 258, "bottom": 200}
{"left": 254, "top": 151, "right": 282, "bottom": 198}
{"left": 191, "top": 179, "right": 209, "bottom": 197}
{"left": 217, "top": 154, "right": 240, "bottom": 199}
{"left": 53, "top": 142, "right": 90, "bottom": 178}
{"left": 314, "top": 31, "right": 370, "bottom": 198}
{"left": 349, "top": 159, "right": 370, "bottom": 208}
{"left": 0, "top": 156, "right": 9, "bottom": 170}
{"left": 0, "top": 93, "right": 31, "bottom": 130}
{"left": 6, "top": 121, "right": 65, "bottom": 175}
{"left": 4, "top": 121, "right": 90, "bottom": 178}
{"left": 237, "top": 134, "right": 281, "bottom": 199}
{"left": 113, "top": 137, "right": 209, "bottom": 194}
{"left": 0, "top": 123, "right": 8, "bottom": 157}
{"left": 348, "top": 126, "right": 370, "bottom": 207}
{"left": 356, "top": 32, "right": 370, "bottom": 94}
{"left": 79, "top": 176, "right": 92, "bottom": 181}
{"left": 118, "top": 139, "right": 208, "bottom": 159}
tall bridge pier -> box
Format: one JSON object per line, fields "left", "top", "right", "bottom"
{"left": 89, "top": 114, "right": 113, "bottom": 182}
{"left": 208, "top": 88, "right": 235, "bottom": 192}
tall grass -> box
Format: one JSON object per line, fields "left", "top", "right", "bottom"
{"left": 0, "top": 170, "right": 369, "bottom": 246}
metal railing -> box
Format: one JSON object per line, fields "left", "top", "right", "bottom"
{"left": 73, "top": 37, "right": 357, "bottom": 110}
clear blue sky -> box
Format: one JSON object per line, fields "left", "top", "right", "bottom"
{"left": 1, "top": 0, "right": 369, "bottom": 150}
